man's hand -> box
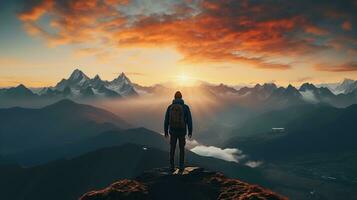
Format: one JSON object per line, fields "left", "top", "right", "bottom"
{"left": 164, "top": 133, "right": 169, "bottom": 138}
{"left": 188, "top": 133, "right": 192, "bottom": 139}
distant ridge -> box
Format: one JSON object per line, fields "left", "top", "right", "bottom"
{"left": 1, "top": 70, "right": 357, "bottom": 108}
{"left": 0, "top": 99, "right": 130, "bottom": 155}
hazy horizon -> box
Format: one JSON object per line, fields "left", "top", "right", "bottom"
{"left": 1, "top": 67, "right": 356, "bottom": 89}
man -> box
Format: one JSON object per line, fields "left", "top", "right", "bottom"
{"left": 164, "top": 91, "right": 193, "bottom": 172}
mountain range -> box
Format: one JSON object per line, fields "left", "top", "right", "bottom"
{"left": 46, "top": 69, "right": 138, "bottom": 98}
{"left": 1, "top": 69, "right": 357, "bottom": 109}
{"left": 1, "top": 98, "right": 356, "bottom": 199}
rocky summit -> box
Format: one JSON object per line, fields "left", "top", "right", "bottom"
{"left": 79, "top": 167, "right": 287, "bottom": 200}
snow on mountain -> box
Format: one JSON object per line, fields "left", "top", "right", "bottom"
{"left": 334, "top": 79, "right": 357, "bottom": 94}
{"left": 107, "top": 72, "right": 138, "bottom": 97}
{"left": 55, "top": 69, "right": 91, "bottom": 91}
{"left": 48, "top": 69, "right": 140, "bottom": 98}
{"left": 298, "top": 82, "right": 337, "bottom": 104}
{"left": 315, "top": 82, "right": 340, "bottom": 93}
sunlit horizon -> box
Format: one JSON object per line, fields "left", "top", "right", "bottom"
{"left": 1, "top": 1, "right": 357, "bottom": 88}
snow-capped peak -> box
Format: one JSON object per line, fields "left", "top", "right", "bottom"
{"left": 335, "top": 78, "right": 357, "bottom": 94}
{"left": 113, "top": 72, "right": 131, "bottom": 84}
{"left": 69, "top": 69, "right": 89, "bottom": 82}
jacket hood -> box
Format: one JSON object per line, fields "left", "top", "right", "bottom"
{"left": 172, "top": 98, "right": 184, "bottom": 104}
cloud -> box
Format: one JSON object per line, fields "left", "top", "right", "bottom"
{"left": 185, "top": 139, "right": 200, "bottom": 149}
{"left": 191, "top": 145, "right": 246, "bottom": 163}
{"left": 18, "top": 0, "right": 53, "bottom": 21}
{"left": 304, "top": 25, "right": 328, "bottom": 36}
{"left": 300, "top": 90, "right": 319, "bottom": 103}
{"left": 17, "top": 0, "right": 357, "bottom": 70}
{"left": 245, "top": 160, "right": 263, "bottom": 168}
{"left": 342, "top": 21, "right": 352, "bottom": 31}
{"left": 315, "top": 62, "right": 357, "bottom": 72}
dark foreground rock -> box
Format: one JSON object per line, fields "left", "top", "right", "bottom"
{"left": 79, "top": 167, "right": 287, "bottom": 200}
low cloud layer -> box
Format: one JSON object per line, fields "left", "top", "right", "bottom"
{"left": 245, "top": 160, "right": 263, "bottom": 168}
{"left": 300, "top": 90, "right": 319, "bottom": 103}
{"left": 188, "top": 139, "right": 263, "bottom": 168}
{"left": 191, "top": 145, "right": 246, "bottom": 163}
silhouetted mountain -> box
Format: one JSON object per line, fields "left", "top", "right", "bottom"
{"left": 11, "top": 127, "right": 168, "bottom": 166}
{"left": 0, "top": 84, "right": 38, "bottom": 99}
{"left": 0, "top": 99, "right": 130, "bottom": 155}
{"left": 80, "top": 167, "right": 286, "bottom": 200}
{"left": 238, "top": 83, "right": 278, "bottom": 100}
{"left": 200, "top": 83, "right": 238, "bottom": 95}
{"left": 226, "top": 104, "right": 357, "bottom": 159}
{"left": 4, "top": 73, "right": 357, "bottom": 108}
{"left": 233, "top": 83, "right": 306, "bottom": 110}
{"left": 230, "top": 104, "right": 317, "bottom": 138}
{"left": 299, "top": 83, "right": 336, "bottom": 104}
{"left": 0, "top": 144, "right": 263, "bottom": 200}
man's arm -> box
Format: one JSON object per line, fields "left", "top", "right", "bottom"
{"left": 186, "top": 105, "right": 193, "bottom": 137}
{"left": 164, "top": 105, "right": 170, "bottom": 137}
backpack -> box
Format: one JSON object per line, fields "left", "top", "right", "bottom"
{"left": 169, "top": 104, "right": 186, "bottom": 130}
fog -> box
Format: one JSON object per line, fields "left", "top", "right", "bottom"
{"left": 191, "top": 145, "right": 246, "bottom": 163}
{"left": 92, "top": 90, "right": 245, "bottom": 146}
{"left": 0, "top": 86, "right": 257, "bottom": 146}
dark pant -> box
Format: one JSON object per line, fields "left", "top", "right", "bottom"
{"left": 170, "top": 134, "right": 186, "bottom": 169}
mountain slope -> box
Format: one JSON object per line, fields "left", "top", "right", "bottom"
{"left": 226, "top": 104, "right": 357, "bottom": 158}
{"left": 0, "top": 99, "right": 130, "bottom": 155}
{"left": 0, "top": 84, "right": 38, "bottom": 98}
{"left": 80, "top": 167, "right": 286, "bottom": 200}
{"left": 11, "top": 127, "right": 168, "bottom": 166}
{"left": 0, "top": 144, "right": 263, "bottom": 200}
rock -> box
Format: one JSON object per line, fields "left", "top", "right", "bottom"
{"left": 79, "top": 180, "right": 149, "bottom": 200}
{"left": 79, "top": 167, "right": 287, "bottom": 200}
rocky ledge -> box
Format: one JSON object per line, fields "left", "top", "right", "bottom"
{"left": 79, "top": 167, "right": 287, "bottom": 200}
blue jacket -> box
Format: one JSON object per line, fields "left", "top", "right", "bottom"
{"left": 164, "top": 98, "right": 193, "bottom": 135}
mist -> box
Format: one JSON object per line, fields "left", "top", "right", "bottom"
{"left": 91, "top": 88, "right": 248, "bottom": 146}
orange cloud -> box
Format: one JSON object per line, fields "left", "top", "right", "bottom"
{"left": 18, "top": 0, "right": 53, "bottom": 21}
{"left": 17, "top": 0, "right": 357, "bottom": 71}
{"left": 304, "top": 25, "right": 328, "bottom": 35}
{"left": 342, "top": 21, "right": 352, "bottom": 31}
{"left": 315, "top": 62, "right": 357, "bottom": 72}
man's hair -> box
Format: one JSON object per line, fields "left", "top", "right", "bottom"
{"left": 174, "top": 91, "right": 182, "bottom": 99}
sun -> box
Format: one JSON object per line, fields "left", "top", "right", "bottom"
{"left": 176, "top": 73, "right": 196, "bottom": 86}
{"left": 178, "top": 74, "right": 189, "bottom": 82}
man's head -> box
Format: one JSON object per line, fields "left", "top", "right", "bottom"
{"left": 174, "top": 91, "right": 182, "bottom": 99}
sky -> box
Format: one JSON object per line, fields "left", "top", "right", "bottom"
{"left": 0, "top": 0, "right": 356, "bottom": 87}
